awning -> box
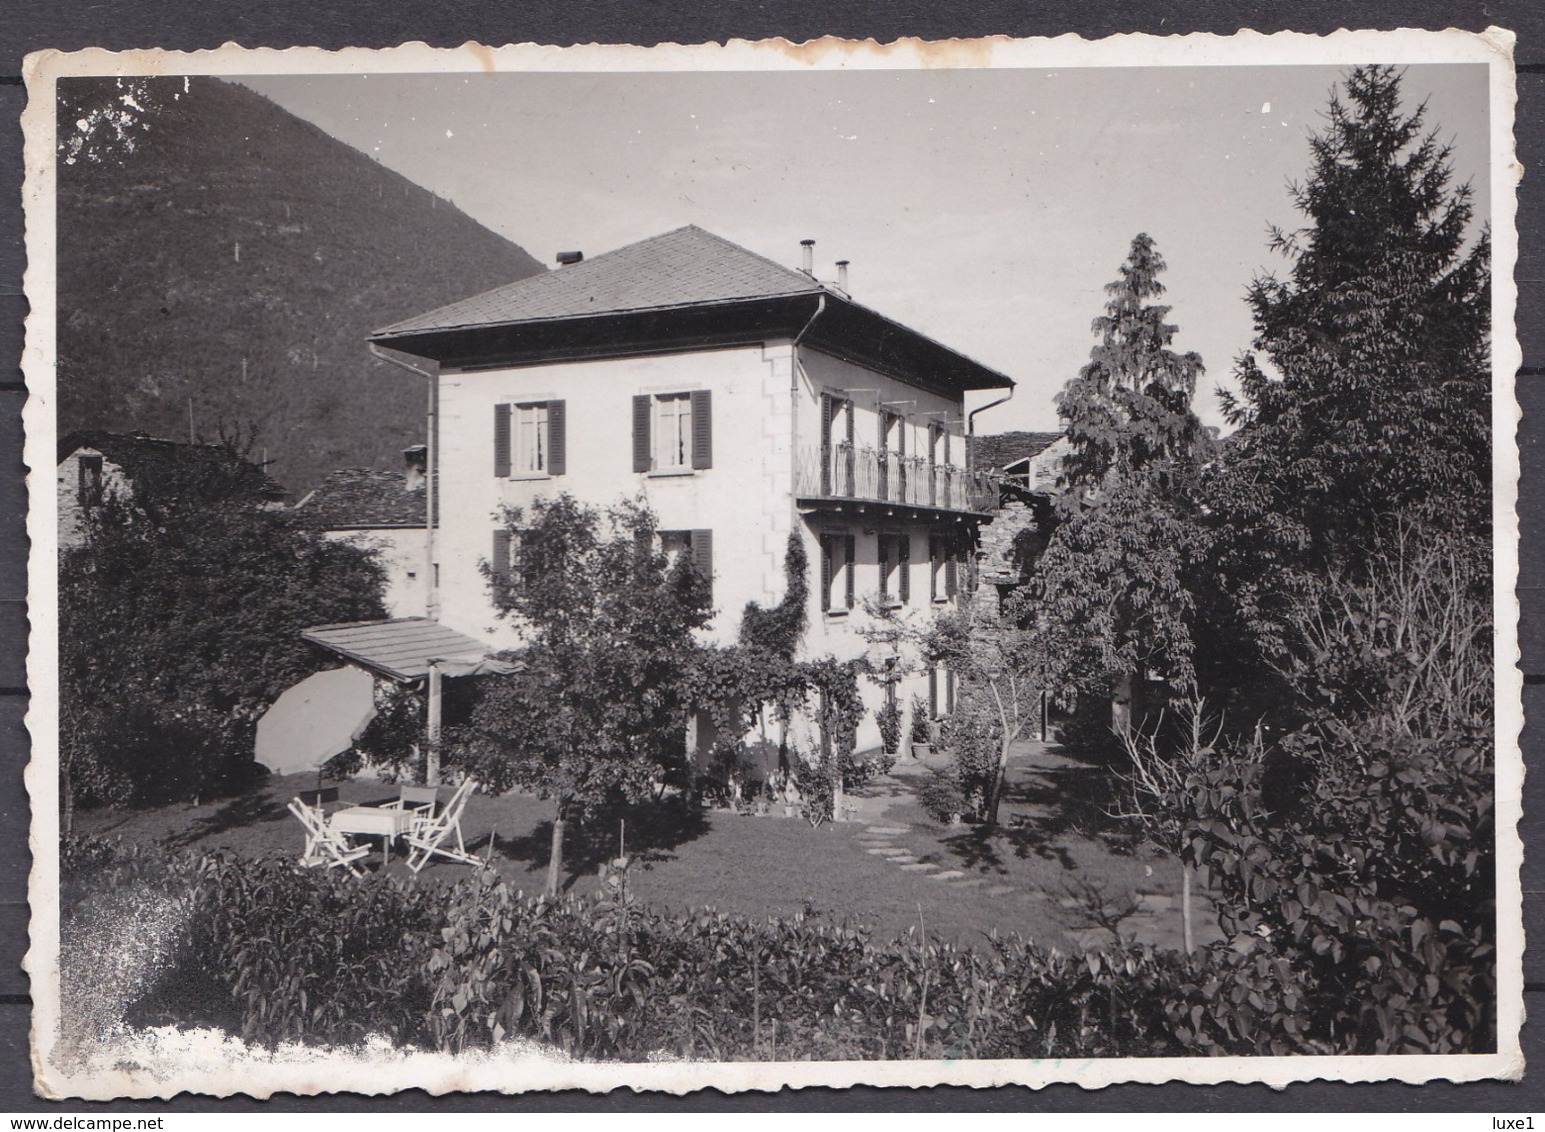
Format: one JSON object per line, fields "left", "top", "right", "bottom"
{"left": 301, "top": 617, "right": 519, "bottom": 682}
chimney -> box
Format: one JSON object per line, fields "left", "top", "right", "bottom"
{"left": 800, "top": 238, "right": 815, "bottom": 276}
{"left": 555, "top": 250, "right": 584, "bottom": 266}
{"left": 836, "top": 260, "right": 850, "bottom": 293}
{"left": 403, "top": 445, "right": 428, "bottom": 491}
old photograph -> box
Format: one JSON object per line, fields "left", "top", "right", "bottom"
{"left": 21, "top": 31, "right": 1523, "bottom": 1096}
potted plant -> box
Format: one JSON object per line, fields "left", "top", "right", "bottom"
{"left": 908, "top": 694, "right": 933, "bottom": 759}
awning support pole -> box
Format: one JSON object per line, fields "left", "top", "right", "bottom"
{"left": 427, "top": 661, "right": 443, "bottom": 786}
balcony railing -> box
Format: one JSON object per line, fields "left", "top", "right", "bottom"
{"left": 796, "top": 443, "right": 998, "bottom": 514}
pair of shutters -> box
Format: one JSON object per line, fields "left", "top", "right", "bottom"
{"left": 493, "top": 401, "right": 567, "bottom": 477}
{"left": 632, "top": 390, "right": 713, "bottom": 473}
{"left": 818, "top": 394, "right": 857, "bottom": 496}
{"left": 494, "top": 527, "right": 713, "bottom": 593}
{"left": 819, "top": 533, "right": 856, "bottom": 613}
{"left": 878, "top": 533, "right": 911, "bottom": 604}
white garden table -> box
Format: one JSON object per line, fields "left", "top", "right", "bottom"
{"left": 329, "top": 805, "right": 414, "bottom": 864}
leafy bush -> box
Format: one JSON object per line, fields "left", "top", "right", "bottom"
{"left": 918, "top": 769, "right": 966, "bottom": 822}
{"left": 875, "top": 695, "right": 903, "bottom": 756}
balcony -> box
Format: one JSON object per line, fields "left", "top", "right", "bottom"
{"left": 795, "top": 443, "right": 999, "bottom": 519}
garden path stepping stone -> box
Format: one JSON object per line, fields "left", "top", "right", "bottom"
{"left": 866, "top": 847, "right": 899, "bottom": 856}
{"left": 886, "top": 855, "right": 918, "bottom": 865}
{"left": 952, "top": 877, "right": 989, "bottom": 887}
{"left": 865, "top": 825, "right": 908, "bottom": 835}
{"left": 929, "top": 869, "right": 965, "bottom": 881}
{"left": 985, "top": 885, "right": 1018, "bottom": 896}
{"left": 900, "top": 862, "right": 937, "bottom": 872}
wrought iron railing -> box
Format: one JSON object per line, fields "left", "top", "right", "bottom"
{"left": 795, "top": 444, "right": 998, "bottom": 512}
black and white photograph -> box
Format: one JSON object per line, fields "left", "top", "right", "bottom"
{"left": 20, "top": 31, "right": 1523, "bottom": 1097}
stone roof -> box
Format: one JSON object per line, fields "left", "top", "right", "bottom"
{"left": 972, "top": 431, "right": 1064, "bottom": 471}
{"left": 375, "top": 225, "right": 822, "bottom": 337}
{"left": 58, "top": 429, "right": 287, "bottom": 502}
{"left": 293, "top": 468, "right": 426, "bottom": 529}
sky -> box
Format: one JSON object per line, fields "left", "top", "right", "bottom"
{"left": 242, "top": 63, "right": 1490, "bottom": 435}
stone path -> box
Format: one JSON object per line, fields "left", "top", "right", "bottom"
{"left": 850, "top": 820, "right": 1012, "bottom": 895}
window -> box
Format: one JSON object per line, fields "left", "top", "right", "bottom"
{"left": 819, "top": 393, "right": 856, "bottom": 496}
{"left": 878, "top": 532, "right": 910, "bottom": 607}
{"left": 930, "top": 535, "right": 959, "bottom": 603}
{"left": 819, "top": 532, "right": 856, "bottom": 615}
{"left": 633, "top": 390, "right": 712, "bottom": 472}
{"left": 515, "top": 403, "right": 548, "bottom": 474}
{"left": 929, "top": 663, "right": 956, "bottom": 718}
{"left": 658, "top": 528, "right": 715, "bottom": 600}
{"left": 494, "top": 400, "right": 566, "bottom": 477}
{"left": 77, "top": 452, "right": 104, "bottom": 507}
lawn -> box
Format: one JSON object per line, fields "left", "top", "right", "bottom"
{"left": 74, "top": 741, "right": 1217, "bottom": 952}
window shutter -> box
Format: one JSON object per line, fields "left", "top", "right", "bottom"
{"left": 690, "top": 390, "right": 712, "bottom": 469}
{"left": 878, "top": 535, "right": 891, "bottom": 600}
{"left": 929, "top": 666, "right": 938, "bottom": 718}
{"left": 820, "top": 394, "right": 833, "bottom": 495}
{"left": 945, "top": 551, "right": 958, "bottom": 599}
{"left": 898, "top": 535, "right": 911, "bottom": 604}
{"left": 493, "top": 403, "right": 512, "bottom": 478}
{"left": 820, "top": 535, "right": 833, "bottom": 613}
{"left": 844, "top": 534, "right": 856, "bottom": 609}
{"left": 944, "top": 430, "right": 952, "bottom": 465}
{"left": 492, "top": 528, "right": 512, "bottom": 583}
{"left": 846, "top": 399, "right": 856, "bottom": 446}
{"left": 691, "top": 529, "right": 713, "bottom": 597}
{"left": 946, "top": 667, "right": 956, "bottom": 714}
{"left": 547, "top": 400, "right": 567, "bottom": 476}
{"left": 632, "top": 395, "right": 652, "bottom": 472}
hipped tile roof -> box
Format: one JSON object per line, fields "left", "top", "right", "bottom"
{"left": 376, "top": 225, "right": 823, "bottom": 337}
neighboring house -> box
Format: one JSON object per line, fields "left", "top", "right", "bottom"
{"left": 974, "top": 431, "right": 1068, "bottom": 592}
{"left": 368, "top": 225, "right": 1016, "bottom": 750}
{"left": 57, "top": 429, "right": 284, "bottom": 548}
{"left": 292, "top": 446, "right": 430, "bottom": 618}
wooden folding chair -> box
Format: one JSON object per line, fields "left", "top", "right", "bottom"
{"left": 384, "top": 784, "right": 439, "bottom": 819}
{"left": 403, "top": 778, "right": 481, "bottom": 874}
{"left": 287, "top": 796, "right": 369, "bottom": 876}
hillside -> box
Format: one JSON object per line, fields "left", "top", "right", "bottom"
{"left": 55, "top": 77, "right": 545, "bottom": 495}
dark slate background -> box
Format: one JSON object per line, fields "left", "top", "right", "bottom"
{"left": 2, "top": 0, "right": 1542, "bottom": 1112}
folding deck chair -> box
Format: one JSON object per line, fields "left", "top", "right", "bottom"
{"left": 384, "top": 784, "right": 439, "bottom": 819}
{"left": 403, "top": 778, "right": 481, "bottom": 874}
{"left": 287, "top": 796, "right": 369, "bottom": 876}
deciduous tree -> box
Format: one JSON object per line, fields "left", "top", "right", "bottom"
{"left": 455, "top": 495, "right": 712, "bottom": 896}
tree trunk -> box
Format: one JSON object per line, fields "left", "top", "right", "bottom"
{"left": 545, "top": 797, "right": 567, "bottom": 897}
{"left": 985, "top": 736, "right": 1013, "bottom": 827}
{"left": 62, "top": 768, "right": 75, "bottom": 839}
{"left": 1111, "top": 671, "right": 1134, "bottom": 736}
{"left": 1181, "top": 863, "right": 1195, "bottom": 954}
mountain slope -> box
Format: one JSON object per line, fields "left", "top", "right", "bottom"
{"left": 55, "top": 76, "right": 545, "bottom": 494}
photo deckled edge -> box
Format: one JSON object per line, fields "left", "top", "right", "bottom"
{"left": 20, "top": 27, "right": 1525, "bottom": 1098}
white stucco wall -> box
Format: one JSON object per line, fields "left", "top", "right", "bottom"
{"left": 431, "top": 341, "right": 976, "bottom": 755}
{"left": 325, "top": 528, "right": 430, "bottom": 620}
{"left": 56, "top": 449, "right": 132, "bottom": 549}
{"left": 434, "top": 343, "right": 797, "bottom": 650}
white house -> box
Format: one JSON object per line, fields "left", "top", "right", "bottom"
{"left": 292, "top": 446, "right": 431, "bottom": 618}
{"left": 368, "top": 225, "right": 1016, "bottom": 751}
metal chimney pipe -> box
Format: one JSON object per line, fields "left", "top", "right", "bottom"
{"left": 800, "top": 238, "right": 815, "bottom": 276}
{"left": 836, "top": 260, "right": 850, "bottom": 292}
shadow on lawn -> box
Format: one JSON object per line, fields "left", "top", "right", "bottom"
{"left": 934, "top": 753, "right": 1138, "bottom": 872}
{"left": 494, "top": 799, "right": 711, "bottom": 891}
{"left": 163, "top": 789, "right": 290, "bottom": 849}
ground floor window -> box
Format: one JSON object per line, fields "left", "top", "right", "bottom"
{"left": 820, "top": 532, "right": 856, "bottom": 614}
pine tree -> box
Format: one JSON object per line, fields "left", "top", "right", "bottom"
{"left": 1037, "top": 234, "right": 1212, "bottom": 734}
{"left": 1056, "top": 232, "right": 1210, "bottom": 508}
{"left": 1216, "top": 66, "right": 1490, "bottom": 562}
